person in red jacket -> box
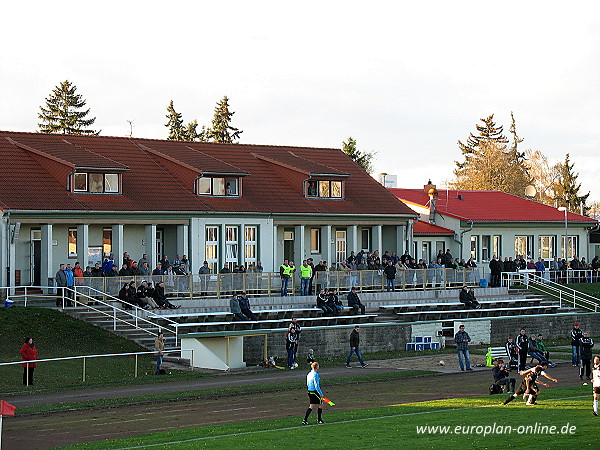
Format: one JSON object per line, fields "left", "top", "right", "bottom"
{"left": 20, "top": 337, "right": 38, "bottom": 386}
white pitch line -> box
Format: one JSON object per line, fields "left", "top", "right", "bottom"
{"left": 117, "top": 394, "right": 589, "bottom": 449}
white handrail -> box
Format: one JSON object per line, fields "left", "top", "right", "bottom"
{"left": 502, "top": 272, "right": 600, "bottom": 312}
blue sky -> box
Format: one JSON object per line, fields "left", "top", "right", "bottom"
{"left": 1, "top": 1, "right": 599, "bottom": 201}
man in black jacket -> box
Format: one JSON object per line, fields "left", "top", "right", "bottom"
{"left": 489, "top": 256, "right": 501, "bottom": 287}
{"left": 384, "top": 260, "right": 396, "bottom": 292}
{"left": 571, "top": 322, "right": 583, "bottom": 366}
{"left": 515, "top": 328, "right": 529, "bottom": 371}
{"left": 347, "top": 287, "right": 365, "bottom": 315}
{"left": 580, "top": 331, "right": 594, "bottom": 380}
{"left": 493, "top": 359, "right": 516, "bottom": 393}
{"left": 345, "top": 325, "right": 368, "bottom": 368}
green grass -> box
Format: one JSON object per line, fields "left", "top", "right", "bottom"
{"left": 58, "top": 385, "right": 598, "bottom": 448}
{"left": 565, "top": 282, "right": 600, "bottom": 298}
{"left": 0, "top": 306, "right": 210, "bottom": 393}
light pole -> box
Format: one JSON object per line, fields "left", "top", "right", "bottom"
{"left": 557, "top": 206, "right": 568, "bottom": 261}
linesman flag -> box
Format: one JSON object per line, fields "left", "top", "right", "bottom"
{"left": 0, "top": 401, "right": 16, "bottom": 416}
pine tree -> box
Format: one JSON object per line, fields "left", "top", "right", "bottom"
{"left": 209, "top": 96, "right": 242, "bottom": 143}
{"left": 553, "top": 153, "right": 589, "bottom": 213}
{"left": 342, "top": 136, "right": 376, "bottom": 173}
{"left": 38, "top": 80, "right": 98, "bottom": 135}
{"left": 453, "top": 114, "right": 531, "bottom": 196}
{"left": 165, "top": 100, "right": 185, "bottom": 140}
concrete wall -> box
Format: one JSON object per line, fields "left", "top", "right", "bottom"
{"left": 241, "top": 312, "right": 600, "bottom": 364}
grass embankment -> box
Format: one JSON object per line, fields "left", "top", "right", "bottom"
{"left": 58, "top": 385, "right": 597, "bottom": 448}
{"left": 0, "top": 306, "right": 210, "bottom": 394}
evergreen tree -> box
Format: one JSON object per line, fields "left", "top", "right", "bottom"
{"left": 509, "top": 111, "right": 526, "bottom": 163}
{"left": 553, "top": 153, "right": 589, "bottom": 213}
{"left": 453, "top": 114, "right": 531, "bottom": 196}
{"left": 38, "top": 80, "right": 98, "bottom": 135}
{"left": 165, "top": 100, "right": 185, "bottom": 140}
{"left": 209, "top": 96, "right": 242, "bottom": 143}
{"left": 342, "top": 136, "right": 376, "bottom": 173}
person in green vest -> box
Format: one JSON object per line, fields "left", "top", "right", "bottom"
{"left": 300, "top": 260, "right": 312, "bottom": 296}
{"left": 280, "top": 259, "right": 292, "bottom": 296}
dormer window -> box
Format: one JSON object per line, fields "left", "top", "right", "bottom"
{"left": 73, "top": 173, "right": 120, "bottom": 194}
{"left": 198, "top": 176, "right": 240, "bottom": 197}
{"left": 307, "top": 180, "right": 343, "bottom": 199}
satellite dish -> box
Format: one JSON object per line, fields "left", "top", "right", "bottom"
{"left": 525, "top": 185, "right": 537, "bottom": 198}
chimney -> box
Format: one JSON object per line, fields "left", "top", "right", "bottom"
{"left": 426, "top": 181, "right": 438, "bottom": 225}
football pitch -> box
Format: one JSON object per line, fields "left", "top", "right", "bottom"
{"left": 60, "top": 385, "right": 597, "bottom": 449}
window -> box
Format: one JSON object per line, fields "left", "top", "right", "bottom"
{"left": 482, "top": 236, "right": 490, "bottom": 261}
{"left": 74, "top": 173, "right": 87, "bottom": 191}
{"left": 515, "top": 236, "right": 533, "bottom": 258}
{"left": 103, "top": 228, "right": 112, "bottom": 256}
{"left": 538, "top": 236, "right": 556, "bottom": 259}
{"left": 493, "top": 235, "right": 501, "bottom": 258}
{"left": 68, "top": 228, "right": 77, "bottom": 258}
{"left": 197, "top": 177, "right": 240, "bottom": 196}
{"left": 73, "top": 172, "right": 120, "bottom": 194}
{"left": 307, "top": 180, "right": 343, "bottom": 198}
{"left": 470, "top": 236, "right": 478, "bottom": 260}
{"left": 206, "top": 226, "right": 218, "bottom": 273}
{"left": 311, "top": 228, "right": 321, "bottom": 254}
{"left": 226, "top": 226, "right": 239, "bottom": 269}
{"left": 561, "top": 236, "right": 578, "bottom": 259}
{"left": 244, "top": 226, "right": 257, "bottom": 264}
{"left": 361, "top": 228, "right": 371, "bottom": 252}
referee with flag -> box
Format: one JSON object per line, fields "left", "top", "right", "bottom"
{"left": 302, "top": 362, "right": 325, "bottom": 425}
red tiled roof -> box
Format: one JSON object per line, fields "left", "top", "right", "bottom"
{"left": 253, "top": 151, "right": 348, "bottom": 177}
{"left": 413, "top": 220, "right": 455, "bottom": 235}
{"left": 0, "top": 131, "right": 416, "bottom": 217}
{"left": 390, "top": 188, "right": 597, "bottom": 224}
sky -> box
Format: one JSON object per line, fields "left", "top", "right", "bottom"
{"left": 1, "top": 1, "right": 599, "bottom": 202}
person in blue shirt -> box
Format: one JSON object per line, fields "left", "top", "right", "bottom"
{"left": 302, "top": 362, "right": 325, "bottom": 425}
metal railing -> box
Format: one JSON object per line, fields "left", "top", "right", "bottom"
{"left": 502, "top": 272, "right": 600, "bottom": 312}
{"left": 18, "top": 268, "right": 487, "bottom": 302}
{"left": 4, "top": 285, "right": 180, "bottom": 346}
{"left": 0, "top": 349, "right": 193, "bottom": 386}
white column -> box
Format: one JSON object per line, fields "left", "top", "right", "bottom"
{"left": 41, "top": 224, "right": 53, "bottom": 290}
{"left": 177, "top": 224, "right": 189, "bottom": 260}
{"left": 77, "top": 224, "right": 90, "bottom": 267}
{"left": 111, "top": 224, "right": 124, "bottom": 266}
{"left": 189, "top": 219, "right": 202, "bottom": 274}
{"left": 145, "top": 224, "right": 157, "bottom": 267}
{"left": 321, "top": 225, "right": 332, "bottom": 265}
{"left": 294, "top": 225, "right": 305, "bottom": 264}
{"left": 8, "top": 232, "right": 16, "bottom": 288}
{"left": 0, "top": 216, "right": 7, "bottom": 287}
{"left": 407, "top": 222, "right": 414, "bottom": 256}
{"left": 348, "top": 225, "right": 358, "bottom": 254}
{"left": 373, "top": 225, "right": 383, "bottom": 256}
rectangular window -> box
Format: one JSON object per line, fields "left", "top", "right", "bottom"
{"left": 225, "top": 226, "right": 239, "bottom": 269}
{"left": 561, "top": 236, "right": 578, "bottom": 259}
{"left": 74, "top": 173, "right": 87, "bottom": 191}
{"left": 493, "top": 235, "right": 501, "bottom": 258}
{"left": 331, "top": 181, "right": 342, "bottom": 197}
{"left": 68, "top": 228, "right": 77, "bottom": 258}
{"left": 538, "top": 236, "right": 555, "bottom": 259}
{"left": 361, "top": 228, "right": 371, "bottom": 252}
{"left": 104, "top": 174, "right": 119, "bottom": 192}
{"left": 74, "top": 172, "right": 120, "bottom": 193}
{"left": 307, "top": 180, "right": 344, "bottom": 199}
{"left": 205, "top": 226, "right": 218, "bottom": 273}
{"left": 311, "top": 228, "right": 321, "bottom": 254}
{"left": 198, "top": 177, "right": 240, "bottom": 196}
{"left": 102, "top": 228, "right": 112, "bottom": 256}
{"left": 482, "top": 236, "right": 490, "bottom": 261}
{"left": 514, "top": 236, "right": 533, "bottom": 258}
{"left": 244, "top": 226, "right": 257, "bottom": 264}
{"left": 470, "top": 236, "right": 478, "bottom": 260}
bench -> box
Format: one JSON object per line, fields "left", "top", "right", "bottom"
{"left": 395, "top": 305, "right": 559, "bottom": 322}
{"left": 487, "top": 346, "right": 510, "bottom": 367}
{"left": 149, "top": 308, "right": 324, "bottom": 326}
{"left": 174, "top": 314, "right": 378, "bottom": 333}
{"left": 379, "top": 298, "right": 543, "bottom": 314}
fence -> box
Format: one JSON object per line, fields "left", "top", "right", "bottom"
{"left": 0, "top": 349, "right": 192, "bottom": 386}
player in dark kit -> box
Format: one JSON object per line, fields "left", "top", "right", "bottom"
{"left": 502, "top": 362, "right": 558, "bottom": 406}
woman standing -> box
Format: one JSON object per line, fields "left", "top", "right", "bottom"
{"left": 20, "top": 337, "right": 38, "bottom": 386}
